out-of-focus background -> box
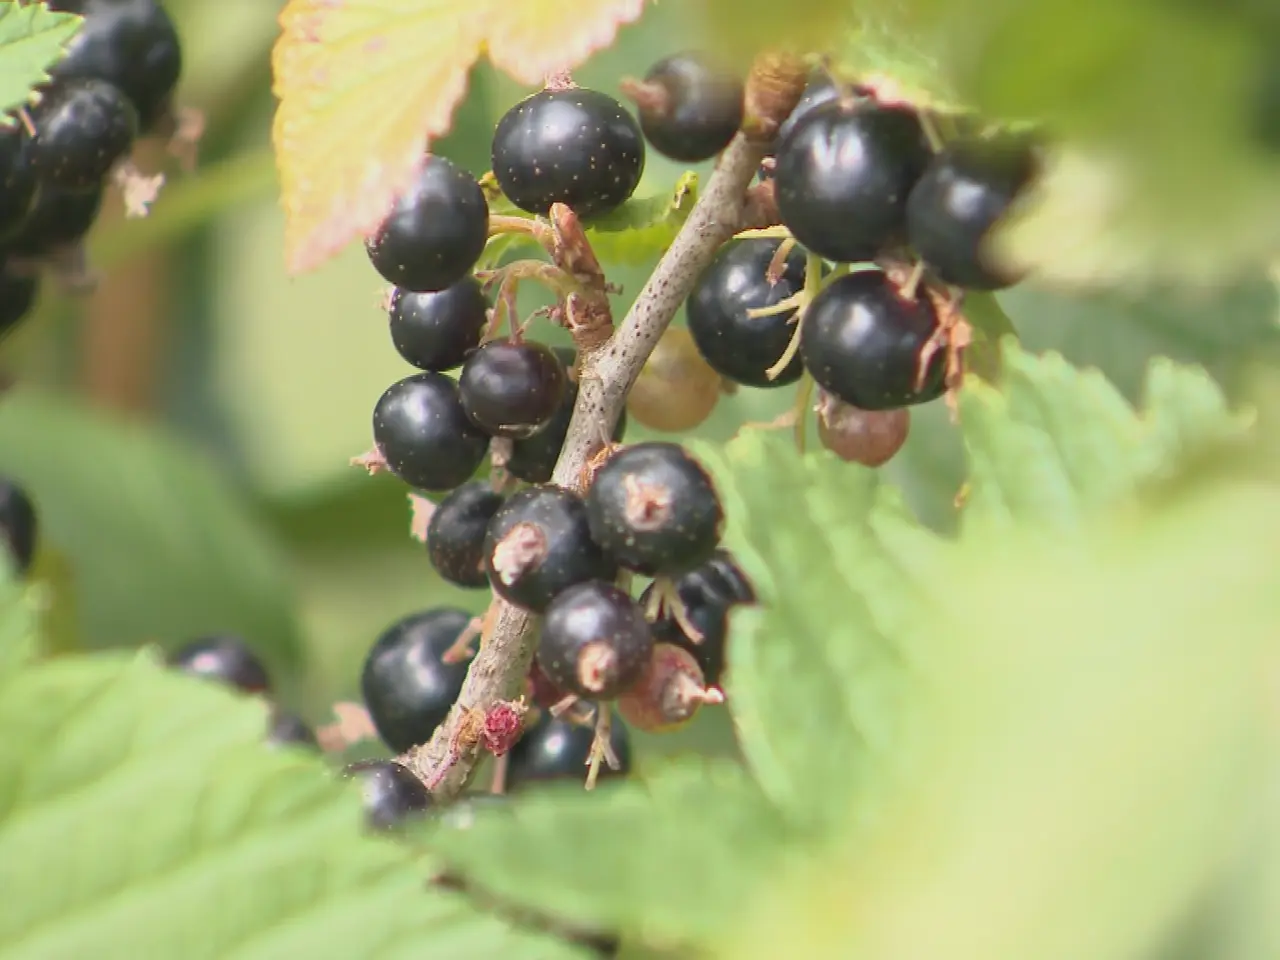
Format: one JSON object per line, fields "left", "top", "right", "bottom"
{"left": 3, "top": 0, "right": 1276, "bottom": 765}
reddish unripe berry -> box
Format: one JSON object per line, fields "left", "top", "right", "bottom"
{"left": 616, "top": 643, "right": 723, "bottom": 733}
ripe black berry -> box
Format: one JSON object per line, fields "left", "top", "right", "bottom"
{"left": 799, "top": 270, "right": 946, "bottom": 410}
{"left": 685, "top": 237, "right": 806, "bottom": 387}
{"left": 0, "top": 270, "right": 39, "bottom": 338}
{"left": 10, "top": 182, "right": 104, "bottom": 256}
{"left": 167, "top": 634, "right": 271, "bottom": 694}
{"left": 816, "top": 389, "right": 910, "bottom": 466}
{"left": 365, "top": 154, "right": 489, "bottom": 294}
{"left": 266, "top": 708, "right": 319, "bottom": 751}
{"left": 638, "top": 548, "right": 753, "bottom": 687}
{"left": 773, "top": 72, "right": 840, "bottom": 150}
{"left": 630, "top": 52, "right": 743, "bottom": 163}
{"left": 426, "top": 480, "right": 504, "bottom": 589}
{"left": 537, "top": 581, "right": 653, "bottom": 701}
{"left": 626, "top": 325, "right": 721, "bottom": 432}
{"left": 458, "top": 339, "right": 567, "bottom": 440}
{"left": 491, "top": 88, "right": 644, "bottom": 219}
{"left": 30, "top": 78, "right": 138, "bottom": 191}
{"left": 372, "top": 373, "right": 489, "bottom": 491}
{"left": 342, "top": 760, "right": 433, "bottom": 830}
{"left": 0, "top": 124, "right": 38, "bottom": 239}
{"left": 360, "top": 607, "right": 472, "bottom": 753}
{"left": 506, "top": 348, "right": 627, "bottom": 484}
{"left": 388, "top": 277, "right": 488, "bottom": 372}
{"left": 0, "top": 477, "right": 37, "bottom": 577}
{"left": 585, "top": 442, "right": 724, "bottom": 577}
{"left": 905, "top": 133, "right": 1039, "bottom": 290}
{"left": 484, "top": 485, "right": 615, "bottom": 613}
{"left": 507, "top": 710, "right": 632, "bottom": 789}
{"left": 48, "top": 0, "right": 183, "bottom": 132}
{"left": 775, "top": 99, "right": 931, "bottom": 262}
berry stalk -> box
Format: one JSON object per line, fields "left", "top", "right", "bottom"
{"left": 406, "top": 85, "right": 776, "bottom": 802}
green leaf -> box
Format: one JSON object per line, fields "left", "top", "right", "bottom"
{"left": 0, "top": 568, "right": 38, "bottom": 682}
{"left": 0, "top": 1, "right": 81, "bottom": 120}
{"left": 424, "top": 760, "right": 790, "bottom": 947}
{"left": 691, "top": 431, "right": 943, "bottom": 834}
{"left": 584, "top": 172, "right": 698, "bottom": 265}
{"left": 0, "top": 390, "right": 304, "bottom": 672}
{"left": 721, "top": 477, "right": 1280, "bottom": 960}
{"left": 0, "top": 650, "right": 594, "bottom": 959}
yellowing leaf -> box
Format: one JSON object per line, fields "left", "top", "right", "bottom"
{"left": 483, "top": 0, "right": 648, "bottom": 86}
{"left": 271, "top": 0, "right": 487, "bottom": 275}
{"left": 272, "top": 0, "right": 651, "bottom": 275}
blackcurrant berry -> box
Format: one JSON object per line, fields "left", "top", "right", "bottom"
{"left": 365, "top": 154, "right": 489, "bottom": 294}
{"left": 626, "top": 325, "right": 721, "bottom": 432}
{"left": 0, "top": 124, "right": 39, "bottom": 240}
{"left": 816, "top": 389, "right": 910, "bottom": 466}
{"left": 48, "top": 0, "right": 183, "bottom": 132}
{"left": 0, "top": 270, "right": 39, "bottom": 338}
{"left": 372, "top": 373, "right": 489, "bottom": 491}
{"left": 700, "top": 547, "right": 756, "bottom": 606}
{"left": 617, "top": 643, "right": 720, "bottom": 732}
{"left": 585, "top": 442, "right": 724, "bottom": 577}
{"left": 458, "top": 339, "right": 567, "bottom": 439}
{"left": 426, "top": 480, "right": 504, "bottom": 589}
{"left": 342, "top": 760, "right": 433, "bottom": 830}
{"left": 507, "top": 710, "right": 632, "bottom": 789}
{"left": 631, "top": 52, "right": 743, "bottom": 163}
{"left": 685, "top": 237, "right": 806, "bottom": 388}
{"left": 484, "top": 485, "right": 615, "bottom": 613}
{"left": 491, "top": 88, "right": 644, "bottom": 219}
{"left": 775, "top": 99, "right": 931, "bottom": 263}
{"left": 167, "top": 634, "right": 271, "bottom": 694}
{"left": 506, "top": 348, "right": 627, "bottom": 484}
{"left": 266, "top": 708, "right": 319, "bottom": 751}
{"left": 360, "top": 607, "right": 472, "bottom": 753}
{"left": 9, "top": 182, "right": 104, "bottom": 257}
{"left": 30, "top": 78, "right": 138, "bottom": 191}
{"left": 0, "top": 477, "right": 37, "bottom": 577}
{"left": 905, "top": 133, "right": 1039, "bottom": 290}
{"left": 773, "top": 72, "right": 840, "bottom": 151}
{"left": 388, "top": 277, "right": 488, "bottom": 372}
{"left": 537, "top": 580, "right": 653, "bottom": 701}
{"left": 798, "top": 270, "right": 946, "bottom": 410}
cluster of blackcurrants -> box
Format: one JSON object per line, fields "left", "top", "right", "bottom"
{"left": 0, "top": 0, "right": 183, "bottom": 338}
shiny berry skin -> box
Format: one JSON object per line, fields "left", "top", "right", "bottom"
{"left": 48, "top": 0, "right": 182, "bottom": 132}
{"left": 9, "top": 182, "right": 104, "bottom": 256}
{"left": 686, "top": 237, "right": 807, "bottom": 387}
{"left": 626, "top": 325, "right": 721, "bottom": 432}
{"left": 0, "top": 125, "right": 38, "bottom": 240}
{"left": 633, "top": 52, "right": 743, "bottom": 163}
{"left": 774, "top": 73, "right": 840, "bottom": 150}
{"left": 30, "top": 79, "right": 138, "bottom": 191}
{"left": 0, "top": 270, "right": 38, "bottom": 337}
{"left": 372, "top": 373, "right": 489, "bottom": 491}
{"left": 816, "top": 390, "right": 910, "bottom": 466}
{"left": 491, "top": 88, "right": 644, "bottom": 219}
{"left": 775, "top": 99, "right": 931, "bottom": 263}
{"left": 0, "top": 477, "right": 37, "bottom": 577}
{"left": 905, "top": 133, "right": 1039, "bottom": 290}
{"left": 700, "top": 547, "right": 756, "bottom": 605}
{"left": 458, "top": 340, "right": 567, "bottom": 440}
{"left": 342, "top": 760, "right": 433, "bottom": 830}
{"left": 586, "top": 442, "right": 724, "bottom": 577}
{"left": 266, "top": 708, "right": 319, "bottom": 751}
{"left": 388, "top": 277, "right": 488, "bottom": 372}
{"left": 360, "top": 607, "right": 472, "bottom": 753}
{"left": 507, "top": 710, "right": 632, "bottom": 789}
{"left": 365, "top": 155, "right": 489, "bottom": 294}
{"left": 426, "top": 480, "right": 504, "bottom": 589}
{"left": 537, "top": 581, "right": 653, "bottom": 701}
{"left": 799, "top": 270, "right": 946, "bottom": 410}
{"left": 168, "top": 635, "right": 270, "bottom": 694}
{"left": 506, "top": 349, "right": 627, "bottom": 484}
{"left": 484, "top": 485, "right": 615, "bottom": 613}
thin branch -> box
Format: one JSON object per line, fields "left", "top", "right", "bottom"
{"left": 406, "top": 132, "right": 769, "bottom": 801}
